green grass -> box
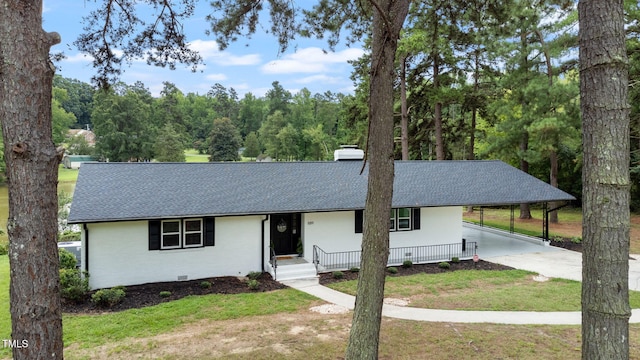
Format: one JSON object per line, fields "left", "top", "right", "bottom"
{"left": 184, "top": 149, "right": 209, "bottom": 163}
{"left": 0, "top": 256, "right": 10, "bottom": 358}
{"left": 62, "top": 289, "right": 316, "bottom": 350}
{"left": 327, "top": 269, "right": 640, "bottom": 312}
{"left": 58, "top": 165, "right": 79, "bottom": 183}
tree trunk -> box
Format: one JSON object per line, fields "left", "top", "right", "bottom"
{"left": 536, "top": 29, "right": 559, "bottom": 224}
{"left": 433, "top": 55, "right": 445, "bottom": 161}
{"left": 0, "top": 2, "right": 63, "bottom": 359}
{"left": 344, "top": 1, "right": 409, "bottom": 359}
{"left": 549, "top": 150, "right": 559, "bottom": 223}
{"left": 400, "top": 55, "right": 409, "bottom": 160}
{"left": 519, "top": 134, "right": 532, "bottom": 219}
{"left": 579, "top": 1, "right": 631, "bottom": 359}
{"left": 466, "top": 49, "right": 479, "bottom": 213}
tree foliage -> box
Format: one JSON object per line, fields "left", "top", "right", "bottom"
{"left": 208, "top": 117, "right": 241, "bottom": 161}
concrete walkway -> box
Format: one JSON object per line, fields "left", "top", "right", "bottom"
{"left": 282, "top": 225, "right": 640, "bottom": 325}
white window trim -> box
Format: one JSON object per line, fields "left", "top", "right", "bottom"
{"left": 183, "top": 218, "right": 203, "bottom": 248}
{"left": 161, "top": 219, "right": 182, "bottom": 250}
{"left": 390, "top": 208, "right": 412, "bottom": 232}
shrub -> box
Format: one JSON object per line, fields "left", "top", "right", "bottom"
{"left": 0, "top": 241, "right": 8, "bottom": 256}
{"left": 92, "top": 287, "right": 126, "bottom": 308}
{"left": 402, "top": 260, "right": 413, "bottom": 268}
{"left": 332, "top": 271, "right": 344, "bottom": 279}
{"left": 571, "top": 236, "right": 582, "bottom": 244}
{"left": 551, "top": 235, "right": 564, "bottom": 243}
{"left": 58, "top": 248, "right": 77, "bottom": 270}
{"left": 451, "top": 257, "right": 460, "bottom": 263}
{"left": 200, "top": 281, "right": 212, "bottom": 289}
{"left": 438, "top": 262, "right": 451, "bottom": 269}
{"left": 159, "top": 291, "right": 171, "bottom": 298}
{"left": 349, "top": 267, "right": 359, "bottom": 273}
{"left": 387, "top": 267, "right": 398, "bottom": 274}
{"left": 247, "top": 279, "right": 260, "bottom": 290}
{"left": 246, "top": 271, "right": 262, "bottom": 280}
{"left": 58, "top": 230, "right": 81, "bottom": 242}
{"left": 59, "top": 269, "right": 89, "bottom": 302}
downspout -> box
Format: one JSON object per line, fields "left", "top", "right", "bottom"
{"left": 261, "top": 215, "right": 269, "bottom": 272}
{"left": 83, "top": 223, "right": 89, "bottom": 273}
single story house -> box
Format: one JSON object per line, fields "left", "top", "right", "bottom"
{"left": 67, "top": 160, "right": 575, "bottom": 289}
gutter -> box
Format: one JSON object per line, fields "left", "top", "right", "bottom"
{"left": 261, "top": 215, "right": 269, "bottom": 272}
{"left": 83, "top": 223, "right": 89, "bottom": 273}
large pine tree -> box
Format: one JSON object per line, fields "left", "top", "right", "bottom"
{"left": 579, "top": 0, "right": 631, "bottom": 358}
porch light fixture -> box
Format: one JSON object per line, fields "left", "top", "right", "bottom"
{"left": 277, "top": 218, "right": 287, "bottom": 233}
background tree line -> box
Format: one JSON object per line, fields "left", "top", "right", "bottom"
{"left": 36, "top": 2, "right": 638, "bottom": 213}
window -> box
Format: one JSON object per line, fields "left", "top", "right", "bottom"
{"left": 355, "top": 208, "right": 420, "bottom": 234}
{"left": 390, "top": 208, "right": 412, "bottom": 231}
{"left": 183, "top": 219, "right": 203, "bottom": 247}
{"left": 161, "top": 220, "right": 181, "bottom": 249}
{"left": 160, "top": 219, "right": 203, "bottom": 249}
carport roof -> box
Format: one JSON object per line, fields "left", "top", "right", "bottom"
{"left": 67, "top": 160, "right": 576, "bottom": 223}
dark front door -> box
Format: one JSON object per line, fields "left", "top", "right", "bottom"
{"left": 271, "top": 213, "right": 301, "bottom": 255}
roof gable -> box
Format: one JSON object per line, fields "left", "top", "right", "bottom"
{"left": 68, "top": 160, "right": 575, "bottom": 223}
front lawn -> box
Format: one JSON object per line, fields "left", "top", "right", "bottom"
{"left": 327, "top": 269, "right": 640, "bottom": 311}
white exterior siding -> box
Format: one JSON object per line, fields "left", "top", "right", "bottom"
{"left": 82, "top": 207, "right": 463, "bottom": 287}
{"left": 84, "top": 216, "right": 263, "bottom": 289}
{"left": 301, "top": 207, "right": 462, "bottom": 262}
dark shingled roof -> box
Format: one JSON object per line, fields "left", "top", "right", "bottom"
{"left": 67, "top": 160, "right": 576, "bottom": 224}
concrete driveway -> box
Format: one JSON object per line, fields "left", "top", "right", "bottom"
{"left": 464, "top": 222, "right": 640, "bottom": 291}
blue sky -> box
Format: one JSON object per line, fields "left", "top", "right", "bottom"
{"left": 43, "top": 1, "right": 365, "bottom": 98}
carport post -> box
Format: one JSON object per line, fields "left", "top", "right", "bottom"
{"left": 509, "top": 205, "right": 515, "bottom": 233}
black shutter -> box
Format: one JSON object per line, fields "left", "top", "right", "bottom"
{"left": 412, "top": 208, "right": 421, "bottom": 230}
{"left": 355, "top": 210, "right": 364, "bottom": 233}
{"left": 149, "top": 220, "right": 161, "bottom": 250}
{"left": 204, "top": 217, "right": 215, "bottom": 246}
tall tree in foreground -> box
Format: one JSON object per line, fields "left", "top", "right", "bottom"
{"left": 344, "top": 2, "right": 409, "bottom": 357}
{"left": 0, "top": 1, "right": 64, "bottom": 358}
{"left": 579, "top": 0, "right": 631, "bottom": 358}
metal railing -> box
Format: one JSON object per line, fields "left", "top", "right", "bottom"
{"left": 313, "top": 241, "right": 477, "bottom": 273}
{"left": 269, "top": 247, "right": 277, "bottom": 279}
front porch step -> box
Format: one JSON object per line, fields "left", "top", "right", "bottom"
{"left": 275, "top": 262, "right": 317, "bottom": 281}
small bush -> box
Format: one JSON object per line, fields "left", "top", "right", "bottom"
{"left": 551, "top": 235, "right": 564, "bottom": 243}
{"left": 387, "top": 267, "right": 398, "bottom": 274}
{"left": 200, "top": 281, "right": 212, "bottom": 289}
{"left": 92, "top": 287, "right": 126, "bottom": 308}
{"left": 0, "top": 241, "right": 8, "bottom": 256}
{"left": 571, "top": 236, "right": 582, "bottom": 244}
{"left": 247, "top": 279, "right": 260, "bottom": 290}
{"left": 332, "top": 271, "right": 344, "bottom": 279}
{"left": 159, "top": 291, "right": 171, "bottom": 298}
{"left": 59, "top": 269, "right": 89, "bottom": 302}
{"left": 58, "top": 248, "right": 77, "bottom": 270}
{"left": 402, "top": 260, "right": 413, "bottom": 268}
{"left": 349, "top": 267, "right": 359, "bottom": 273}
{"left": 246, "top": 271, "right": 262, "bottom": 280}
{"left": 438, "top": 262, "right": 451, "bottom": 269}
{"left": 58, "top": 230, "right": 81, "bottom": 242}
{"left": 451, "top": 257, "right": 460, "bottom": 263}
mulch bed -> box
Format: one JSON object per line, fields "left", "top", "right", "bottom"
{"left": 319, "top": 259, "right": 514, "bottom": 285}
{"left": 549, "top": 238, "right": 583, "bottom": 252}
{"left": 63, "top": 273, "right": 287, "bottom": 314}
{"left": 64, "top": 252, "right": 571, "bottom": 314}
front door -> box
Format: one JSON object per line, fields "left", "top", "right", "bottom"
{"left": 271, "top": 213, "right": 301, "bottom": 255}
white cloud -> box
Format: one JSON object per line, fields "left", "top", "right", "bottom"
{"left": 206, "top": 73, "right": 228, "bottom": 81}
{"left": 62, "top": 53, "right": 93, "bottom": 63}
{"left": 188, "top": 39, "right": 261, "bottom": 66}
{"left": 261, "top": 47, "right": 365, "bottom": 74}
{"left": 295, "top": 74, "right": 343, "bottom": 84}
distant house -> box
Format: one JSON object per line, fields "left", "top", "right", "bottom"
{"left": 67, "top": 160, "right": 574, "bottom": 289}
{"left": 62, "top": 155, "right": 96, "bottom": 169}
{"left": 67, "top": 129, "right": 96, "bottom": 146}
